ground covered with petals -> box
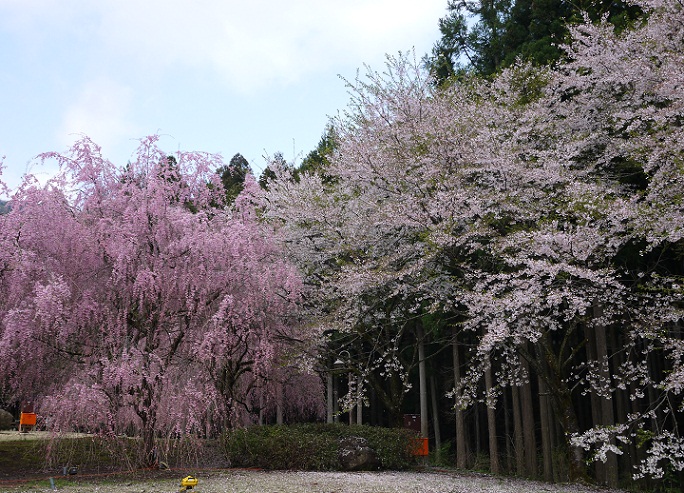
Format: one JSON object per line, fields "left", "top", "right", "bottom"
{"left": 4, "top": 469, "right": 626, "bottom": 493}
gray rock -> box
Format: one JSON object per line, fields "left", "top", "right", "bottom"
{"left": 338, "top": 436, "right": 380, "bottom": 471}
{"left": 0, "top": 409, "right": 14, "bottom": 430}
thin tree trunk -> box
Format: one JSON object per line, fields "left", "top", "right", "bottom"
{"left": 538, "top": 374, "right": 554, "bottom": 482}
{"left": 430, "top": 374, "right": 442, "bottom": 462}
{"left": 512, "top": 384, "right": 525, "bottom": 475}
{"left": 503, "top": 388, "right": 513, "bottom": 473}
{"left": 453, "top": 331, "right": 467, "bottom": 469}
{"left": 535, "top": 338, "right": 553, "bottom": 479}
{"left": 333, "top": 374, "right": 339, "bottom": 423}
{"left": 357, "top": 376, "right": 363, "bottom": 425}
{"left": 417, "top": 324, "right": 429, "bottom": 439}
{"left": 585, "top": 322, "right": 605, "bottom": 482}
{"left": 611, "top": 329, "right": 632, "bottom": 479}
{"left": 327, "top": 372, "right": 334, "bottom": 424}
{"left": 348, "top": 373, "right": 355, "bottom": 425}
{"left": 521, "top": 358, "right": 537, "bottom": 477}
{"left": 485, "top": 354, "right": 499, "bottom": 474}
{"left": 276, "top": 381, "right": 283, "bottom": 425}
{"left": 475, "top": 401, "right": 481, "bottom": 459}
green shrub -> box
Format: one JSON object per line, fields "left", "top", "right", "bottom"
{"left": 221, "top": 423, "right": 419, "bottom": 471}
{"left": 0, "top": 434, "right": 227, "bottom": 477}
{"left": 0, "top": 409, "right": 13, "bottom": 430}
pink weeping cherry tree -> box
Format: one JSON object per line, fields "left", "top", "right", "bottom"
{"left": 0, "top": 136, "right": 322, "bottom": 464}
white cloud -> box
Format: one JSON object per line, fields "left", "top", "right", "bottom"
{"left": 0, "top": 0, "right": 445, "bottom": 190}
{"left": 92, "top": 0, "right": 443, "bottom": 93}
{"left": 58, "top": 78, "right": 137, "bottom": 156}
{"left": 0, "top": 0, "right": 93, "bottom": 40}
{"left": 2, "top": 0, "right": 444, "bottom": 92}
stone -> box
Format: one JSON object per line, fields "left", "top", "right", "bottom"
{"left": 0, "top": 409, "right": 13, "bottom": 430}
{"left": 338, "top": 436, "right": 380, "bottom": 471}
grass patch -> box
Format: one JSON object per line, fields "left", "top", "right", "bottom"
{"left": 0, "top": 438, "right": 45, "bottom": 475}
{"left": 0, "top": 435, "right": 139, "bottom": 477}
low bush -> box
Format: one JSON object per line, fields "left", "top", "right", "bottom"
{"left": 0, "top": 434, "right": 228, "bottom": 478}
{"left": 221, "top": 423, "right": 419, "bottom": 471}
{"left": 0, "top": 409, "right": 13, "bottom": 430}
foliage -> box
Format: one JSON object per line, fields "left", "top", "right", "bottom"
{"left": 427, "top": 0, "right": 642, "bottom": 81}
{"left": 221, "top": 424, "right": 419, "bottom": 470}
{"left": 259, "top": 152, "right": 288, "bottom": 191}
{"left": 264, "top": 0, "right": 684, "bottom": 484}
{"left": 0, "top": 434, "right": 226, "bottom": 477}
{"left": 294, "top": 125, "right": 339, "bottom": 182}
{"left": 0, "top": 136, "right": 322, "bottom": 465}
{"left": 216, "top": 153, "right": 252, "bottom": 204}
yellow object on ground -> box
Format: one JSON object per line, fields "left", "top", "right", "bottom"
{"left": 179, "top": 475, "right": 198, "bottom": 491}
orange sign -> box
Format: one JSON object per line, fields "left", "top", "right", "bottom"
{"left": 413, "top": 437, "right": 429, "bottom": 456}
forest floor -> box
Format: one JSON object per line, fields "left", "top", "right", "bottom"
{"left": 0, "top": 467, "right": 628, "bottom": 493}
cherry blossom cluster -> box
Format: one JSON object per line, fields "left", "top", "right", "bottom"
{"left": 264, "top": 0, "right": 684, "bottom": 479}
{"left": 0, "top": 136, "right": 323, "bottom": 462}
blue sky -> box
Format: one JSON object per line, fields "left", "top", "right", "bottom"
{"left": 0, "top": 0, "right": 446, "bottom": 193}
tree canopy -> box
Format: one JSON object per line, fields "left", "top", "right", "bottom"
{"left": 216, "top": 152, "right": 253, "bottom": 204}
{"left": 0, "top": 137, "right": 322, "bottom": 463}
{"left": 265, "top": 0, "right": 684, "bottom": 483}
{"left": 427, "top": 0, "right": 642, "bottom": 81}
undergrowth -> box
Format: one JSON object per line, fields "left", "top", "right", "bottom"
{"left": 221, "top": 423, "right": 419, "bottom": 470}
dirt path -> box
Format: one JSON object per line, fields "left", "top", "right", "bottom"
{"left": 0, "top": 431, "right": 92, "bottom": 442}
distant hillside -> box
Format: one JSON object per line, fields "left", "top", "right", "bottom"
{"left": 0, "top": 200, "right": 10, "bottom": 214}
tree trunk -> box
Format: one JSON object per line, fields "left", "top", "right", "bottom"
{"left": 594, "top": 325, "right": 618, "bottom": 487}
{"left": 503, "top": 388, "right": 513, "bottom": 473}
{"left": 538, "top": 374, "right": 554, "bottom": 482}
{"left": 512, "top": 384, "right": 525, "bottom": 475}
{"left": 453, "top": 332, "right": 468, "bottom": 469}
{"left": 587, "top": 306, "right": 618, "bottom": 488}
{"left": 611, "top": 330, "right": 635, "bottom": 476}
{"left": 138, "top": 378, "right": 158, "bottom": 467}
{"left": 430, "top": 374, "right": 442, "bottom": 462}
{"left": 529, "top": 336, "right": 587, "bottom": 482}
{"left": 552, "top": 384, "right": 586, "bottom": 482}
{"left": 327, "top": 372, "right": 334, "bottom": 424}
{"left": 475, "top": 401, "right": 482, "bottom": 459}
{"left": 357, "top": 376, "right": 363, "bottom": 425}
{"left": 348, "top": 373, "right": 355, "bottom": 425}
{"left": 521, "top": 358, "right": 537, "bottom": 477}
{"left": 333, "top": 373, "right": 339, "bottom": 423}
{"left": 485, "top": 354, "right": 499, "bottom": 474}
{"left": 417, "top": 324, "right": 429, "bottom": 439}
{"left": 366, "top": 369, "right": 407, "bottom": 427}
{"left": 585, "top": 322, "right": 606, "bottom": 484}
{"left": 276, "top": 381, "right": 283, "bottom": 425}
